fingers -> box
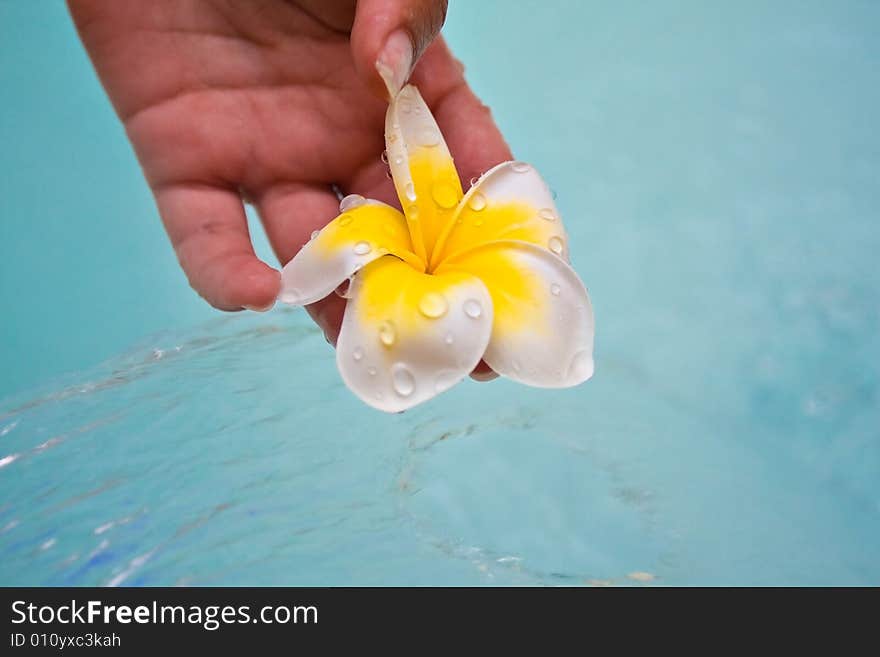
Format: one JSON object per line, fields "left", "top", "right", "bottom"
{"left": 256, "top": 181, "right": 347, "bottom": 342}
{"left": 350, "top": 0, "right": 449, "bottom": 98}
{"left": 154, "top": 183, "right": 280, "bottom": 311}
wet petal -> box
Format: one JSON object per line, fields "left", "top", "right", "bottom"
{"left": 278, "top": 201, "right": 423, "bottom": 306}
{"left": 337, "top": 256, "right": 493, "bottom": 413}
{"left": 385, "top": 85, "right": 463, "bottom": 264}
{"left": 436, "top": 240, "right": 594, "bottom": 388}
{"left": 432, "top": 161, "right": 569, "bottom": 268}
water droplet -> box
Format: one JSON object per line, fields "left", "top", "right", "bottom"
{"left": 367, "top": 366, "right": 377, "bottom": 376}
{"left": 353, "top": 241, "right": 371, "bottom": 255}
{"left": 418, "top": 292, "right": 448, "bottom": 319}
{"left": 539, "top": 208, "right": 556, "bottom": 221}
{"left": 419, "top": 127, "right": 440, "bottom": 146}
{"left": 469, "top": 176, "right": 480, "bottom": 187}
{"left": 511, "top": 161, "right": 531, "bottom": 173}
{"left": 380, "top": 150, "right": 388, "bottom": 164}
{"left": 407, "top": 204, "right": 419, "bottom": 220}
{"left": 379, "top": 321, "right": 396, "bottom": 347}
{"left": 310, "top": 229, "right": 320, "bottom": 240}
{"left": 444, "top": 332, "right": 454, "bottom": 345}
{"left": 352, "top": 347, "right": 364, "bottom": 361}
{"left": 404, "top": 182, "right": 417, "bottom": 202}
{"left": 463, "top": 299, "right": 483, "bottom": 319}
{"left": 434, "top": 369, "right": 459, "bottom": 393}
{"left": 338, "top": 213, "right": 354, "bottom": 227}
{"left": 394, "top": 155, "right": 403, "bottom": 165}
{"left": 468, "top": 192, "right": 487, "bottom": 211}
{"left": 385, "top": 170, "right": 393, "bottom": 180}
{"left": 400, "top": 100, "right": 412, "bottom": 114}
{"left": 551, "top": 283, "right": 561, "bottom": 296}
{"left": 339, "top": 194, "right": 366, "bottom": 212}
{"left": 391, "top": 363, "right": 416, "bottom": 397}
{"left": 567, "top": 350, "right": 594, "bottom": 381}
{"left": 432, "top": 182, "right": 458, "bottom": 209}
{"left": 548, "top": 236, "right": 565, "bottom": 255}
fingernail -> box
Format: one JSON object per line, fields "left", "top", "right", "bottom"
{"left": 243, "top": 301, "right": 275, "bottom": 313}
{"left": 376, "top": 29, "right": 413, "bottom": 99}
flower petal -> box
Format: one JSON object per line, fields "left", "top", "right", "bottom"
{"left": 431, "top": 161, "right": 569, "bottom": 269}
{"left": 278, "top": 201, "right": 422, "bottom": 306}
{"left": 385, "top": 85, "right": 463, "bottom": 264}
{"left": 435, "top": 240, "right": 594, "bottom": 388}
{"left": 337, "top": 256, "right": 493, "bottom": 413}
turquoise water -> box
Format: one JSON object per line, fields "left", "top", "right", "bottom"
{"left": 1, "top": 2, "right": 879, "bottom": 585}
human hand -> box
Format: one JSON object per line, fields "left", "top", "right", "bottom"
{"left": 69, "top": 0, "right": 509, "bottom": 378}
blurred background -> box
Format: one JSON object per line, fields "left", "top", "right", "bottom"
{"left": 1, "top": 1, "right": 878, "bottom": 585}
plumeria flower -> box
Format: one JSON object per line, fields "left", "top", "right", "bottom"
{"left": 278, "top": 85, "right": 594, "bottom": 413}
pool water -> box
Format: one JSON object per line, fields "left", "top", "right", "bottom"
{"left": 1, "top": 2, "right": 879, "bottom": 585}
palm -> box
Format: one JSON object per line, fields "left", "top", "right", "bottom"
{"left": 71, "top": 0, "right": 510, "bottom": 348}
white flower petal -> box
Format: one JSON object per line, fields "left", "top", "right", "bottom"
{"left": 433, "top": 160, "right": 570, "bottom": 267}
{"left": 278, "top": 201, "right": 421, "bottom": 306}
{"left": 436, "top": 240, "right": 594, "bottom": 388}
{"left": 336, "top": 256, "right": 493, "bottom": 413}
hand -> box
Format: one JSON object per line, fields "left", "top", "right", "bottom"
{"left": 69, "top": 0, "right": 509, "bottom": 377}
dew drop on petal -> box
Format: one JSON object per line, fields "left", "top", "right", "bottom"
{"left": 418, "top": 292, "right": 448, "bottom": 319}
{"left": 551, "top": 283, "right": 561, "bottom": 296}
{"left": 391, "top": 363, "right": 416, "bottom": 397}
{"left": 353, "top": 241, "right": 372, "bottom": 255}
{"left": 400, "top": 100, "right": 412, "bottom": 114}
{"left": 405, "top": 182, "right": 417, "bottom": 202}
{"left": 338, "top": 213, "right": 354, "bottom": 227}
{"left": 310, "top": 229, "right": 320, "bottom": 240}
{"left": 368, "top": 366, "right": 377, "bottom": 376}
{"left": 539, "top": 208, "right": 556, "bottom": 221}
{"left": 511, "top": 161, "right": 531, "bottom": 173}
{"left": 407, "top": 204, "right": 419, "bottom": 221}
{"left": 394, "top": 155, "right": 403, "bottom": 165}
{"left": 379, "top": 321, "right": 396, "bottom": 347}
{"left": 469, "top": 176, "right": 480, "bottom": 187}
{"left": 444, "top": 332, "right": 454, "bottom": 345}
{"left": 548, "top": 236, "right": 565, "bottom": 255}
{"left": 380, "top": 150, "right": 388, "bottom": 164}
{"left": 432, "top": 182, "right": 458, "bottom": 209}
{"left": 567, "top": 350, "right": 594, "bottom": 381}
{"left": 468, "top": 192, "right": 487, "bottom": 212}
{"left": 352, "top": 347, "right": 364, "bottom": 361}
{"left": 419, "top": 127, "right": 440, "bottom": 146}
{"left": 463, "top": 299, "right": 483, "bottom": 319}
{"left": 339, "top": 194, "right": 366, "bottom": 212}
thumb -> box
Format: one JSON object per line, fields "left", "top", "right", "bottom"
{"left": 350, "top": 0, "right": 449, "bottom": 99}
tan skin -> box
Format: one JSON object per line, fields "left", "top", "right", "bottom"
{"left": 69, "top": 0, "right": 509, "bottom": 379}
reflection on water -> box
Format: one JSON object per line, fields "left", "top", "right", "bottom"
{"left": 1, "top": 308, "right": 878, "bottom": 586}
